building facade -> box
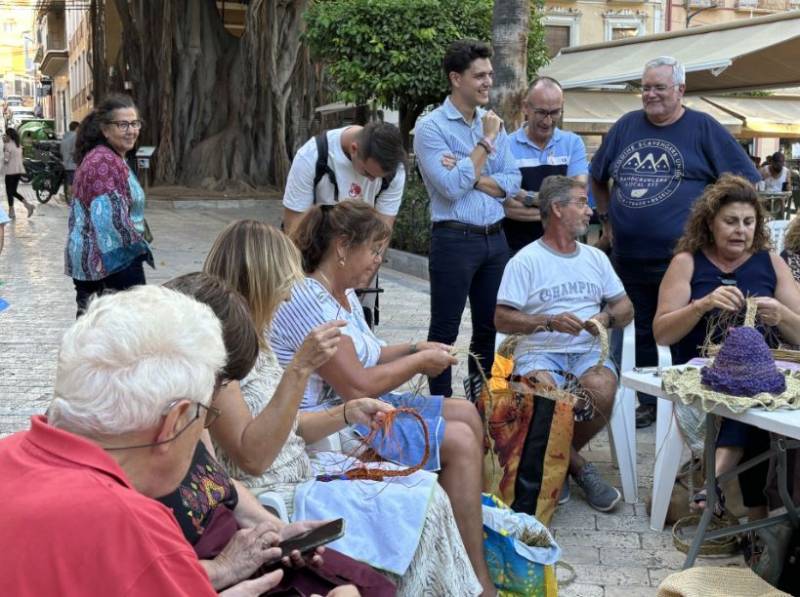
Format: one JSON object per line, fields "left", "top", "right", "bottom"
{"left": 542, "top": 0, "right": 798, "bottom": 57}
{"left": 0, "top": 7, "right": 36, "bottom": 105}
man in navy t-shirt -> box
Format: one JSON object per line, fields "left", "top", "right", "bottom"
{"left": 591, "top": 56, "right": 760, "bottom": 427}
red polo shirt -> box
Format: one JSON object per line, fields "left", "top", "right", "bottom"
{"left": 0, "top": 416, "right": 217, "bottom": 597}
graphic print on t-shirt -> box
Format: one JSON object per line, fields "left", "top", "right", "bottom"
{"left": 612, "top": 138, "right": 684, "bottom": 208}
{"left": 348, "top": 182, "right": 362, "bottom": 198}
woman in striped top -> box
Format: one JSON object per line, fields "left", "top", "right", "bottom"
{"left": 271, "top": 202, "right": 494, "bottom": 596}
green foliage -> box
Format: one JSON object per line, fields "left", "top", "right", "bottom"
{"left": 391, "top": 167, "right": 431, "bottom": 256}
{"left": 528, "top": 0, "right": 550, "bottom": 77}
{"left": 305, "top": 0, "right": 548, "bottom": 113}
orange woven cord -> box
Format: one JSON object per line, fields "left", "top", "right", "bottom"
{"left": 317, "top": 407, "right": 431, "bottom": 482}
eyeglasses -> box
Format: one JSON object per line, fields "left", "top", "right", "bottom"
{"left": 106, "top": 119, "right": 144, "bottom": 132}
{"left": 561, "top": 197, "right": 591, "bottom": 209}
{"left": 103, "top": 400, "right": 221, "bottom": 451}
{"left": 529, "top": 107, "right": 562, "bottom": 120}
{"left": 641, "top": 84, "right": 678, "bottom": 94}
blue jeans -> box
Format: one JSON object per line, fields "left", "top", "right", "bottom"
{"left": 427, "top": 225, "right": 509, "bottom": 397}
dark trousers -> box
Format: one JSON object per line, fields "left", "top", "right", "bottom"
{"left": 613, "top": 256, "right": 673, "bottom": 408}
{"left": 427, "top": 226, "right": 510, "bottom": 397}
{"left": 5, "top": 174, "right": 24, "bottom": 207}
{"left": 73, "top": 258, "right": 146, "bottom": 318}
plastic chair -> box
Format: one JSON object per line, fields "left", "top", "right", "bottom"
{"left": 768, "top": 219, "right": 791, "bottom": 254}
{"left": 493, "top": 321, "right": 639, "bottom": 503}
{"left": 649, "top": 344, "right": 686, "bottom": 531}
{"left": 258, "top": 491, "right": 289, "bottom": 522}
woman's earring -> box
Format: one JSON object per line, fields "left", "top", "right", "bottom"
{"left": 338, "top": 258, "right": 346, "bottom": 267}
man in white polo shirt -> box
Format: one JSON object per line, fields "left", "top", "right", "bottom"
{"left": 282, "top": 122, "right": 407, "bottom": 233}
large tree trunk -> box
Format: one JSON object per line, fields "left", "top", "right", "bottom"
{"left": 111, "top": 0, "right": 313, "bottom": 190}
{"left": 490, "top": 0, "right": 530, "bottom": 130}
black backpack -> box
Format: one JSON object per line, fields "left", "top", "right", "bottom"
{"left": 312, "top": 132, "right": 395, "bottom": 204}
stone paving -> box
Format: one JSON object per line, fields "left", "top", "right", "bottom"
{"left": 0, "top": 185, "right": 745, "bottom": 595}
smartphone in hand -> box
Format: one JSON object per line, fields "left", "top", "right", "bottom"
{"left": 278, "top": 518, "right": 345, "bottom": 557}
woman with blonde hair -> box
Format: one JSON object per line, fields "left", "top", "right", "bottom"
{"left": 204, "top": 220, "right": 484, "bottom": 596}
{"left": 654, "top": 174, "right": 800, "bottom": 521}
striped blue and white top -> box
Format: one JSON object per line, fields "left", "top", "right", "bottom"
{"left": 270, "top": 277, "right": 385, "bottom": 410}
{"left": 413, "top": 96, "right": 521, "bottom": 226}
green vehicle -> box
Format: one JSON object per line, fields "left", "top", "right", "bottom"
{"left": 18, "top": 119, "right": 57, "bottom": 159}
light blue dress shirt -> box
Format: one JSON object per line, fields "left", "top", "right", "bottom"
{"left": 414, "top": 97, "right": 521, "bottom": 226}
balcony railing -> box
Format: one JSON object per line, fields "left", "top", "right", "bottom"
{"left": 735, "top": 0, "right": 760, "bottom": 9}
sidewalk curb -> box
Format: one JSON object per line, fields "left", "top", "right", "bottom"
{"left": 147, "top": 197, "right": 274, "bottom": 209}
{"left": 385, "top": 248, "right": 429, "bottom": 281}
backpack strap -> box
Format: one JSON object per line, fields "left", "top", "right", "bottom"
{"left": 376, "top": 170, "right": 396, "bottom": 199}
{"left": 312, "top": 132, "right": 338, "bottom": 205}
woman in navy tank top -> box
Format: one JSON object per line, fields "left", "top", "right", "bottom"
{"left": 653, "top": 174, "right": 800, "bottom": 523}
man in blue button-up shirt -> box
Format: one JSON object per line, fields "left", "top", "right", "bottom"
{"left": 414, "top": 39, "right": 521, "bottom": 398}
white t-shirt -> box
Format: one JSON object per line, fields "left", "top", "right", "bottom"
{"left": 759, "top": 165, "right": 789, "bottom": 192}
{"left": 282, "top": 127, "right": 405, "bottom": 216}
{"left": 496, "top": 239, "right": 626, "bottom": 354}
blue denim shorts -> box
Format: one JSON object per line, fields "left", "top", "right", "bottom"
{"left": 514, "top": 349, "right": 618, "bottom": 389}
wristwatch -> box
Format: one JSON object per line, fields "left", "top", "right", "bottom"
{"left": 522, "top": 191, "right": 538, "bottom": 208}
{"left": 597, "top": 212, "right": 610, "bottom": 223}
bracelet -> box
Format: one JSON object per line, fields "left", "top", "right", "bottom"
{"left": 480, "top": 136, "right": 495, "bottom": 153}
{"left": 409, "top": 342, "right": 418, "bottom": 355}
{"left": 544, "top": 315, "right": 553, "bottom": 332}
{"left": 342, "top": 402, "right": 351, "bottom": 426}
{"left": 477, "top": 140, "right": 492, "bottom": 155}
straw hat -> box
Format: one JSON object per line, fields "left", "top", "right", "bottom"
{"left": 657, "top": 566, "right": 790, "bottom": 596}
{"left": 657, "top": 566, "right": 791, "bottom": 597}
{"left": 701, "top": 327, "right": 785, "bottom": 397}
{"left": 663, "top": 326, "right": 800, "bottom": 414}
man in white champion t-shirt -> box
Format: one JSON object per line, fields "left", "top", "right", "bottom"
{"left": 282, "top": 122, "right": 407, "bottom": 234}
{"left": 495, "top": 175, "right": 634, "bottom": 513}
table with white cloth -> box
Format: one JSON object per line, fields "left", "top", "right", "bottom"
{"left": 621, "top": 363, "right": 800, "bottom": 568}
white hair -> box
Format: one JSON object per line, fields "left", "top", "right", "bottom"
{"left": 644, "top": 56, "right": 685, "bottom": 86}
{"left": 49, "top": 285, "right": 226, "bottom": 437}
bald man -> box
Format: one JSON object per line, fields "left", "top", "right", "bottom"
{"left": 504, "top": 77, "right": 588, "bottom": 254}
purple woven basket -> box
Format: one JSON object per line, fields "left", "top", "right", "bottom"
{"left": 701, "top": 327, "right": 785, "bottom": 397}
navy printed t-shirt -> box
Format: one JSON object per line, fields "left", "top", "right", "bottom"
{"left": 591, "top": 108, "right": 760, "bottom": 260}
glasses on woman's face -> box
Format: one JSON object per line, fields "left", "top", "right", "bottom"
{"left": 107, "top": 120, "right": 144, "bottom": 132}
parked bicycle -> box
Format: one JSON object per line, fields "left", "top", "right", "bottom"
{"left": 22, "top": 141, "right": 65, "bottom": 204}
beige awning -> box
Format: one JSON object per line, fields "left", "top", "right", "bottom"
{"left": 541, "top": 12, "right": 800, "bottom": 93}
{"left": 563, "top": 91, "right": 742, "bottom": 135}
{"left": 702, "top": 95, "right": 800, "bottom": 138}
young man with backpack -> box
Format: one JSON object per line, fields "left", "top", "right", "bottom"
{"left": 282, "top": 122, "right": 406, "bottom": 233}
{"left": 282, "top": 122, "right": 406, "bottom": 328}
